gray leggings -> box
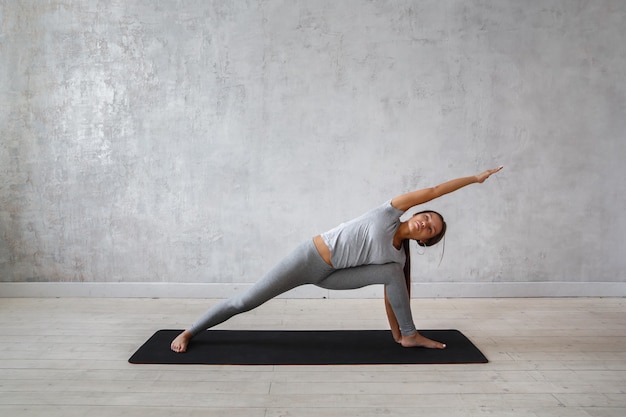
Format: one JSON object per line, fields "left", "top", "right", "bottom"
{"left": 188, "top": 239, "right": 417, "bottom": 336}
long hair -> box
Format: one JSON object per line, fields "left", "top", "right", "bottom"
{"left": 402, "top": 238, "right": 412, "bottom": 296}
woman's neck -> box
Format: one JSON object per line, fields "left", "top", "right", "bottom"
{"left": 392, "top": 222, "right": 410, "bottom": 249}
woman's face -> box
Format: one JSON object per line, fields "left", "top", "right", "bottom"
{"left": 408, "top": 212, "right": 443, "bottom": 244}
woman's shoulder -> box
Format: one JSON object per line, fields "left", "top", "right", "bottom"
{"left": 382, "top": 199, "right": 405, "bottom": 216}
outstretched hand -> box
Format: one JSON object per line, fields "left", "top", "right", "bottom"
{"left": 476, "top": 166, "right": 503, "bottom": 183}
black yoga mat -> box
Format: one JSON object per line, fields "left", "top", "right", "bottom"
{"left": 129, "top": 329, "right": 487, "bottom": 365}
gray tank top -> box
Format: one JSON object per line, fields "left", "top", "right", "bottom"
{"left": 321, "top": 200, "right": 406, "bottom": 268}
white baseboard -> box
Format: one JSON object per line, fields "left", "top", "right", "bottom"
{"left": 1, "top": 281, "right": 624, "bottom": 298}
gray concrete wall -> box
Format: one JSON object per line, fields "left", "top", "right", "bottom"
{"left": 2, "top": 1, "right": 625, "bottom": 290}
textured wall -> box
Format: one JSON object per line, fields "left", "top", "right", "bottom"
{"left": 1, "top": 0, "right": 625, "bottom": 287}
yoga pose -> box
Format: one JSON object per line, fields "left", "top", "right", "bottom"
{"left": 171, "top": 166, "right": 503, "bottom": 353}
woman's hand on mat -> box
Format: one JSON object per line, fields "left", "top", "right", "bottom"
{"left": 475, "top": 166, "right": 503, "bottom": 183}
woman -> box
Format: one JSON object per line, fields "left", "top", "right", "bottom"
{"left": 171, "top": 166, "right": 503, "bottom": 352}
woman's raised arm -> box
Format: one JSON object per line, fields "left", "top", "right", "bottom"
{"left": 390, "top": 166, "right": 503, "bottom": 212}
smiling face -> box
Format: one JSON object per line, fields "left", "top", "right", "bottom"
{"left": 408, "top": 211, "right": 445, "bottom": 246}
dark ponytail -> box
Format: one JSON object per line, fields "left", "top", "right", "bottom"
{"left": 402, "top": 238, "right": 411, "bottom": 297}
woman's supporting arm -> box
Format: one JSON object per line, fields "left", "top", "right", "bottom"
{"left": 385, "top": 239, "right": 412, "bottom": 342}
{"left": 384, "top": 288, "right": 402, "bottom": 342}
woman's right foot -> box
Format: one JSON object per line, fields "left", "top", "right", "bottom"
{"left": 171, "top": 330, "right": 193, "bottom": 353}
{"left": 400, "top": 332, "right": 446, "bottom": 349}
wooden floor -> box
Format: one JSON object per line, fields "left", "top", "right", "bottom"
{"left": 1, "top": 297, "right": 625, "bottom": 417}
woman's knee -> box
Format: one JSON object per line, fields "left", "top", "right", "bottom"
{"left": 224, "top": 294, "right": 256, "bottom": 315}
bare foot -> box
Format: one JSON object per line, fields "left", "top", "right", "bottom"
{"left": 400, "top": 332, "right": 446, "bottom": 349}
{"left": 171, "top": 330, "right": 193, "bottom": 353}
